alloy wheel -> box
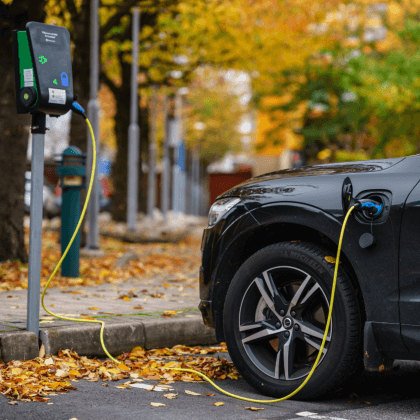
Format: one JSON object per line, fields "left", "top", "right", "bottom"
{"left": 239, "top": 266, "right": 332, "bottom": 381}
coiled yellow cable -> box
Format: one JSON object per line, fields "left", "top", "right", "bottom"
{"left": 167, "top": 205, "right": 356, "bottom": 403}
{"left": 40, "top": 118, "right": 119, "bottom": 364}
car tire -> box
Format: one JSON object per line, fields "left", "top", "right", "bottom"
{"left": 223, "top": 241, "right": 363, "bottom": 400}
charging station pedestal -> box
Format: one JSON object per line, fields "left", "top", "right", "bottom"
{"left": 57, "top": 147, "right": 86, "bottom": 277}
{"left": 13, "top": 22, "right": 74, "bottom": 339}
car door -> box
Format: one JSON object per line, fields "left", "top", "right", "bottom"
{"left": 399, "top": 179, "right": 420, "bottom": 354}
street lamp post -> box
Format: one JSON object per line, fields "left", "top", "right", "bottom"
{"left": 127, "top": 7, "right": 140, "bottom": 231}
{"left": 147, "top": 85, "right": 157, "bottom": 220}
{"left": 161, "top": 96, "right": 170, "bottom": 220}
{"left": 86, "top": 0, "right": 100, "bottom": 249}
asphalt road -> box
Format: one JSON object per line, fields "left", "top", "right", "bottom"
{"left": 2, "top": 356, "right": 420, "bottom": 420}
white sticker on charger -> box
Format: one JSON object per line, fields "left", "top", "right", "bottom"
{"left": 48, "top": 88, "right": 66, "bottom": 105}
{"left": 23, "top": 69, "right": 34, "bottom": 87}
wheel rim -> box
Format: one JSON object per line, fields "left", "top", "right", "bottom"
{"left": 238, "top": 266, "right": 332, "bottom": 381}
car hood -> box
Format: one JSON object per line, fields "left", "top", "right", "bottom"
{"left": 220, "top": 157, "right": 405, "bottom": 200}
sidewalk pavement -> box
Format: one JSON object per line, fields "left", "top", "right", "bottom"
{"left": 0, "top": 220, "right": 217, "bottom": 363}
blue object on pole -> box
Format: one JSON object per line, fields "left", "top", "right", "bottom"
{"left": 56, "top": 147, "right": 86, "bottom": 277}
{"left": 178, "top": 142, "right": 186, "bottom": 171}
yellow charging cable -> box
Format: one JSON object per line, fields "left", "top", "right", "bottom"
{"left": 39, "top": 119, "right": 355, "bottom": 398}
{"left": 40, "top": 118, "right": 119, "bottom": 364}
{"left": 167, "top": 205, "right": 356, "bottom": 403}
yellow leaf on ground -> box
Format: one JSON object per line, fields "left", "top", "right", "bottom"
{"left": 44, "top": 357, "right": 54, "bottom": 366}
{"left": 69, "top": 370, "right": 81, "bottom": 376}
{"left": 164, "top": 310, "right": 177, "bottom": 315}
{"left": 164, "top": 361, "right": 177, "bottom": 368}
{"left": 213, "top": 402, "right": 224, "bottom": 406}
{"left": 39, "top": 344, "right": 46, "bottom": 358}
{"left": 88, "top": 307, "right": 99, "bottom": 310}
{"left": 163, "top": 393, "right": 177, "bottom": 399}
{"left": 117, "top": 363, "right": 130, "bottom": 371}
{"left": 151, "top": 402, "right": 165, "bottom": 407}
{"left": 245, "top": 407, "right": 265, "bottom": 411}
{"left": 123, "top": 296, "right": 131, "bottom": 302}
{"left": 55, "top": 369, "right": 68, "bottom": 377}
{"left": 185, "top": 390, "right": 201, "bottom": 396}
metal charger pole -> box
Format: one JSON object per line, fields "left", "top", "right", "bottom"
{"left": 127, "top": 7, "right": 140, "bottom": 231}
{"left": 86, "top": 0, "right": 100, "bottom": 248}
{"left": 27, "top": 113, "right": 46, "bottom": 339}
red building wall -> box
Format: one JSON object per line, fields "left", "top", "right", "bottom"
{"left": 208, "top": 171, "right": 253, "bottom": 205}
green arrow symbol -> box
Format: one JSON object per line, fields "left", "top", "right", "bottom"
{"left": 53, "top": 79, "right": 58, "bottom": 85}
{"left": 39, "top": 56, "right": 47, "bottom": 64}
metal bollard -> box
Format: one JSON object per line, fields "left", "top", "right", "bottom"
{"left": 57, "top": 147, "right": 86, "bottom": 277}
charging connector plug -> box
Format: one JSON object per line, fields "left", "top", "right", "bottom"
{"left": 71, "top": 101, "right": 87, "bottom": 119}
{"left": 354, "top": 199, "right": 383, "bottom": 217}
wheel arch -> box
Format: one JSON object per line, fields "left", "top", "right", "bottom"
{"left": 210, "top": 212, "right": 367, "bottom": 342}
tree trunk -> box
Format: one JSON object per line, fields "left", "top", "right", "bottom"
{"left": 110, "top": 56, "right": 132, "bottom": 222}
{"left": 110, "top": 58, "right": 150, "bottom": 222}
{"left": 0, "top": 65, "right": 30, "bottom": 262}
{"left": 0, "top": 1, "right": 46, "bottom": 262}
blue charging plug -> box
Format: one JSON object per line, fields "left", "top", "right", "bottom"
{"left": 354, "top": 199, "right": 383, "bottom": 217}
{"left": 71, "top": 101, "right": 86, "bottom": 119}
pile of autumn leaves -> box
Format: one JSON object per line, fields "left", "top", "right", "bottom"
{"left": 1, "top": 344, "right": 239, "bottom": 403}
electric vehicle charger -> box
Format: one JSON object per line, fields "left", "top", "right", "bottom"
{"left": 40, "top": 102, "right": 119, "bottom": 365}
{"left": 166, "top": 205, "right": 356, "bottom": 403}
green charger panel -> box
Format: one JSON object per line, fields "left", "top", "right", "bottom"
{"left": 13, "top": 22, "right": 74, "bottom": 116}
{"left": 13, "top": 30, "right": 38, "bottom": 114}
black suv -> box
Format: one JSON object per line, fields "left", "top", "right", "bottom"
{"left": 199, "top": 156, "right": 420, "bottom": 399}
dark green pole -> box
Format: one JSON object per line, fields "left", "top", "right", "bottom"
{"left": 61, "top": 187, "right": 82, "bottom": 277}
{"left": 58, "top": 146, "right": 86, "bottom": 277}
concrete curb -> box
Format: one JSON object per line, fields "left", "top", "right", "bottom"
{"left": 0, "top": 315, "right": 217, "bottom": 362}
{"left": 0, "top": 331, "right": 39, "bottom": 363}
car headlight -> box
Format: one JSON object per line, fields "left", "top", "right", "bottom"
{"left": 208, "top": 197, "right": 241, "bottom": 226}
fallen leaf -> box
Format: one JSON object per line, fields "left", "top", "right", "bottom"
{"left": 117, "top": 363, "right": 130, "bottom": 371}
{"left": 47, "top": 402, "right": 53, "bottom": 405}
{"left": 131, "top": 306, "right": 143, "bottom": 310}
{"left": 39, "top": 344, "right": 46, "bottom": 358}
{"left": 44, "top": 357, "right": 54, "bottom": 365}
{"left": 164, "top": 310, "right": 178, "bottom": 316}
{"left": 213, "top": 402, "right": 224, "bottom": 406}
{"left": 8, "top": 401, "right": 18, "bottom": 405}
{"left": 55, "top": 369, "right": 68, "bottom": 377}
{"left": 88, "top": 307, "right": 99, "bottom": 310}
{"left": 207, "top": 393, "right": 216, "bottom": 397}
{"left": 150, "top": 402, "right": 165, "bottom": 407}
{"left": 163, "top": 393, "right": 178, "bottom": 399}
{"left": 185, "top": 390, "right": 201, "bottom": 396}
{"left": 324, "top": 256, "right": 341, "bottom": 264}
{"left": 245, "top": 407, "right": 265, "bottom": 411}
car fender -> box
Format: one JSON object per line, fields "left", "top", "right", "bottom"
{"left": 211, "top": 201, "right": 400, "bottom": 327}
